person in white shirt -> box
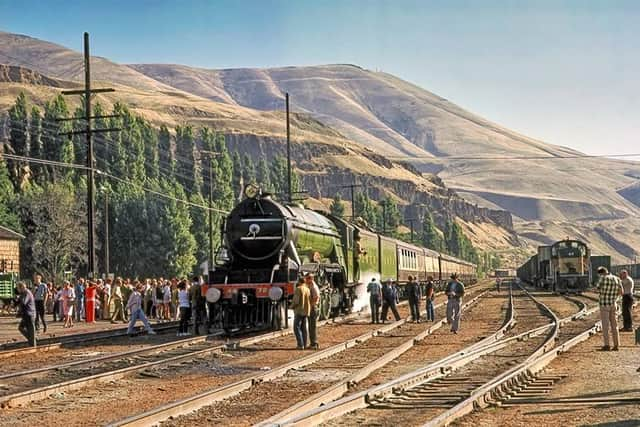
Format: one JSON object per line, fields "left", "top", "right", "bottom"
{"left": 126, "top": 284, "right": 156, "bottom": 336}
{"left": 177, "top": 281, "right": 191, "bottom": 336}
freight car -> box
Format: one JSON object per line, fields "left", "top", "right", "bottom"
{"left": 206, "top": 186, "right": 477, "bottom": 332}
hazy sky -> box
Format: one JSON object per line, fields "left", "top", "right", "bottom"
{"left": 1, "top": 0, "right": 638, "bottom": 156}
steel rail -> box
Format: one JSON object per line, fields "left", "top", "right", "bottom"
{"left": 258, "top": 288, "right": 506, "bottom": 426}
{"left": 0, "top": 307, "right": 380, "bottom": 408}
{"left": 108, "top": 282, "right": 493, "bottom": 427}
{"left": 421, "top": 285, "right": 561, "bottom": 426}
{"left": 279, "top": 284, "right": 569, "bottom": 426}
{"left": 0, "top": 321, "right": 181, "bottom": 359}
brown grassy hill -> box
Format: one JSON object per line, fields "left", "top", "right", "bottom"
{"left": 130, "top": 62, "right": 640, "bottom": 263}
{"left": 2, "top": 31, "right": 638, "bottom": 262}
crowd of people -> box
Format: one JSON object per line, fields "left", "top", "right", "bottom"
{"left": 15, "top": 274, "right": 212, "bottom": 347}
{"left": 366, "top": 273, "right": 464, "bottom": 332}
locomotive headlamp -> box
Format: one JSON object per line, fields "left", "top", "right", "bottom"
{"left": 205, "top": 287, "right": 221, "bottom": 303}
{"left": 268, "top": 286, "right": 283, "bottom": 301}
{"left": 244, "top": 183, "right": 260, "bottom": 199}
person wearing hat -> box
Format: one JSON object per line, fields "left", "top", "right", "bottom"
{"left": 446, "top": 273, "right": 465, "bottom": 333}
{"left": 367, "top": 277, "right": 382, "bottom": 324}
{"left": 381, "top": 278, "right": 401, "bottom": 322}
{"left": 406, "top": 275, "right": 422, "bottom": 323}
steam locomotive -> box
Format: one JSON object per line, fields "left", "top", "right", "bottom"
{"left": 205, "top": 185, "right": 477, "bottom": 331}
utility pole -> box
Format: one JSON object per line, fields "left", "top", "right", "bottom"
{"left": 406, "top": 219, "right": 417, "bottom": 242}
{"left": 59, "top": 32, "right": 119, "bottom": 278}
{"left": 104, "top": 189, "right": 109, "bottom": 277}
{"left": 201, "top": 150, "right": 222, "bottom": 269}
{"left": 339, "top": 181, "right": 363, "bottom": 220}
{"left": 285, "top": 93, "right": 292, "bottom": 204}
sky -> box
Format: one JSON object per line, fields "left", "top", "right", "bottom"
{"left": 1, "top": 0, "right": 639, "bottom": 157}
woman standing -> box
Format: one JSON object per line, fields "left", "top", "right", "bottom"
{"left": 62, "top": 281, "right": 76, "bottom": 328}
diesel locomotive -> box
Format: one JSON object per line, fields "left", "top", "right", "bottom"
{"left": 205, "top": 185, "right": 477, "bottom": 331}
{"left": 518, "top": 239, "right": 593, "bottom": 293}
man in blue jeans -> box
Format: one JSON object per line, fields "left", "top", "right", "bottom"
{"left": 290, "top": 279, "right": 311, "bottom": 349}
{"left": 425, "top": 277, "right": 435, "bottom": 322}
{"left": 446, "top": 273, "right": 465, "bottom": 333}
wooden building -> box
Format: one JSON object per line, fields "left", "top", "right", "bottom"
{"left": 0, "top": 225, "right": 23, "bottom": 273}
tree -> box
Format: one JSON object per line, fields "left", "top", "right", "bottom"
{"left": 28, "top": 106, "right": 43, "bottom": 183}
{"left": 329, "top": 193, "right": 345, "bottom": 218}
{"left": 0, "top": 158, "right": 20, "bottom": 231}
{"left": 19, "top": 184, "right": 87, "bottom": 281}
{"left": 161, "top": 180, "right": 197, "bottom": 277}
{"left": 175, "top": 125, "right": 200, "bottom": 194}
{"left": 242, "top": 153, "right": 256, "bottom": 184}
{"left": 231, "top": 151, "right": 244, "bottom": 201}
{"left": 158, "top": 125, "right": 174, "bottom": 178}
{"left": 256, "top": 158, "right": 272, "bottom": 192}
{"left": 421, "top": 211, "right": 444, "bottom": 251}
{"left": 42, "top": 94, "right": 73, "bottom": 183}
{"left": 354, "top": 192, "right": 379, "bottom": 228}
{"left": 380, "top": 196, "right": 401, "bottom": 234}
{"left": 7, "top": 92, "right": 29, "bottom": 189}
{"left": 213, "top": 133, "right": 234, "bottom": 211}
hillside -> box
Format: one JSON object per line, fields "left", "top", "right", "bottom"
{"left": 130, "top": 63, "right": 640, "bottom": 263}
{"left": 2, "top": 30, "right": 639, "bottom": 263}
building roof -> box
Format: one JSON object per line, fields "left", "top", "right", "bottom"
{"left": 0, "top": 225, "right": 24, "bottom": 240}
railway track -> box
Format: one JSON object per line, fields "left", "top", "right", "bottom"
{"left": 104, "top": 282, "right": 497, "bottom": 426}
{"left": 0, "top": 321, "right": 181, "bottom": 360}
{"left": 275, "top": 284, "right": 604, "bottom": 427}
{"left": 0, "top": 281, "right": 492, "bottom": 426}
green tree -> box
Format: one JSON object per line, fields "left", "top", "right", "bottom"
{"left": 29, "top": 106, "right": 44, "bottom": 183}
{"left": 0, "top": 158, "right": 20, "bottom": 231}
{"left": 242, "top": 152, "right": 257, "bottom": 184}
{"left": 42, "top": 94, "right": 73, "bottom": 182}
{"left": 175, "top": 125, "right": 200, "bottom": 194}
{"left": 380, "top": 196, "right": 401, "bottom": 234}
{"left": 158, "top": 125, "right": 174, "bottom": 178}
{"left": 231, "top": 151, "right": 244, "bottom": 201}
{"left": 354, "top": 192, "right": 379, "bottom": 228}
{"left": 161, "top": 180, "right": 197, "bottom": 277}
{"left": 7, "top": 92, "right": 29, "bottom": 189}
{"left": 213, "top": 133, "right": 234, "bottom": 211}
{"left": 256, "top": 158, "right": 272, "bottom": 192}
{"left": 18, "top": 184, "right": 87, "bottom": 281}
{"left": 421, "top": 211, "right": 444, "bottom": 251}
{"left": 329, "top": 193, "right": 346, "bottom": 218}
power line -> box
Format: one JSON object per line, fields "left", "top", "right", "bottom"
{"left": 388, "top": 153, "right": 640, "bottom": 161}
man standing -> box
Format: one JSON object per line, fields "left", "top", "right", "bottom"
{"left": 597, "top": 266, "right": 623, "bottom": 350}
{"left": 17, "top": 282, "right": 36, "bottom": 347}
{"left": 619, "top": 270, "right": 634, "bottom": 332}
{"left": 190, "top": 276, "right": 206, "bottom": 335}
{"left": 406, "top": 276, "right": 422, "bottom": 323}
{"left": 126, "top": 284, "right": 156, "bottom": 337}
{"left": 33, "top": 274, "right": 48, "bottom": 333}
{"left": 367, "top": 277, "right": 382, "bottom": 324}
{"left": 381, "top": 279, "right": 401, "bottom": 322}
{"left": 305, "top": 273, "right": 320, "bottom": 349}
{"left": 425, "top": 277, "right": 436, "bottom": 322}
{"left": 446, "top": 273, "right": 465, "bottom": 333}
{"left": 290, "top": 278, "right": 311, "bottom": 350}
{"left": 75, "top": 278, "right": 85, "bottom": 322}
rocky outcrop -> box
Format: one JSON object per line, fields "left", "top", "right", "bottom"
{"left": 224, "top": 132, "right": 514, "bottom": 232}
